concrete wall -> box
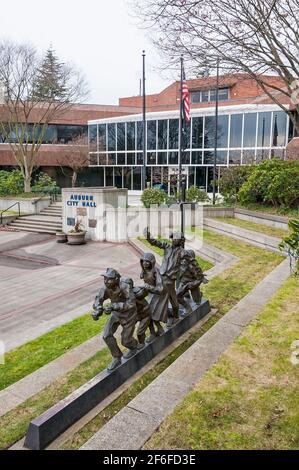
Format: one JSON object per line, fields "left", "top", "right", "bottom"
{"left": 0, "top": 197, "right": 50, "bottom": 215}
{"left": 203, "top": 217, "right": 282, "bottom": 253}
{"left": 203, "top": 206, "right": 234, "bottom": 218}
{"left": 234, "top": 208, "right": 289, "bottom": 231}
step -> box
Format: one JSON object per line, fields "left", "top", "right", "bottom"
{"left": 40, "top": 212, "right": 62, "bottom": 216}
{"left": 19, "top": 216, "right": 62, "bottom": 223}
{"left": 11, "top": 221, "right": 62, "bottom": 229}
{"left": 10, "top": 222, "right": 62, "bottom": 232}
{"left": 8, "top": 225, "right": 57, "bottom": 234}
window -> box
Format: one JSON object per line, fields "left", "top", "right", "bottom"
{"left": 158, "top": 152, "right": 167, "bottom": 165}
{"left": 182, "top": 151, "right": 190, "bottom": 165}
{"left": 98, "top": 124, "right": 106, "bottom": 152}
{"left": 191, "top": 91, "right": 201, "bottom": 104}
{"left": 117, "top": 123, "right": 125, "bottom": 151}
{"left": 147, "top": 120, "right": 157, "bottom": 150}
{"left": 127, "top": 153, "right": 135, "bottom": 165}
{"left": 89, "top": 153, "right": 98, "bottom": 166}
{"left": 204, "top": 116, "right": 216, "bottom": 148}
{"left": 191, "top": 151, "right": 202, "bottom": 165}
{"left": 137, "top": 122, "right": 143, "bottom": 151}
{"left": 147, "top": 152, "right": 156, "bottom": 165}
{"left": 158, "top": 120, "right": 167, "bottom": 149}
{"left": 228, "top": 150, "right": 241, "bottom": 164}
{"left": 230, "top": 114, "right": 243, "bottom": 148}
{"left": 169, "top": 119, "right": 179, "bottom": 149}
{"left": 219, "top": 88, "right": 229, "bottom": 101}
{"left": 202, "top": 90, "right": 209, "bottom": 102}
{"left": 192, "top": 117, "right": 203, "bottom": 149}
{"left": 127, "top": 122, "right": 135, "bottom": 151}
{"left": 217, "top": 115, "right": 229, "bottom": 148}
{"left": 89, "top": 125, "right": 97, "bottom": 152}
{"left": 108, "top": 124, "right": 116, "bottom": 151}
{"left": 243, "top": 113, "right": 257, "bottom": 147}
{"left": 257, "top": 112, "right": 271, "bottom": 147}
{"left": 117, "top": 153, "right": 125, "bottom": 165}
{"left": 169, "top": 151, "right": 178, "bottom": 165}
{"left": 272, "top": 111, "right": 287, "bottom": 147}
{"left": 137, "top": 153, "right": 143, "bottom": 165}
{"left": 133, "top": 167, "right": 142, "bottom": 190}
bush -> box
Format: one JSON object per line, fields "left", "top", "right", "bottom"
{"left": 141, "top": 188, "right": 166, "bottom": 208}
{"left": 32, "top": 172, "right": 58, "bottom": 192}
{"left": 238, "top": 159, "right": 299, "bottom": 209}
{"left": 218, "top": 166, "right": 253, "bottom": 204}
{"left": 279, "top": 219, "right": 299, "bottom": 275}
{"left": 0, "top": 170, "right": 24, "bottom": 196}
{"left": 186, "top": 186, "right": 210, "bottom": 203}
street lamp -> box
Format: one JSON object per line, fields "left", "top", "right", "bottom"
{"left": 213, "top": 57, "right": 220, "bottom": 205}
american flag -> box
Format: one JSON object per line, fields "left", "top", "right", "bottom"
{"left": 182, "top": 66, "right": 191, "bottom": 123}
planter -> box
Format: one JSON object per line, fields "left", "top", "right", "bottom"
{"left": 56, "top": 232, "right": 67, "bottom": 243}
{"left": 67, "top": 231, "right": 86, "bottom": 245}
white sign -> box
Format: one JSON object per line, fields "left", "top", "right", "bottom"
{"left": 169, "top": 166, "right": 188, "bottom": 176}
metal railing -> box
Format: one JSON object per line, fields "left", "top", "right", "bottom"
{"left": 0, "top": 201, "right": 21, "bottom": 225}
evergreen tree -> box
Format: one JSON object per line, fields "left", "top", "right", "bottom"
{"left": 33, "top": 47, "right": 68, "bottom": 101}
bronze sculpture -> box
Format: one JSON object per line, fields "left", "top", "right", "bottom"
{"left": 140, "top": 252, "right": 167, "bottom": 342}
{"left": 145, "top": 228, "right": 185, "bottom": 327}
{"left": 177, "top": 249, "right": 208, "bottom": 313}
{"left": 92, "top": 268, "right": 138, "bottom": 371}
{"left": 121, "top": 277, "right": 151, "bottom": 349}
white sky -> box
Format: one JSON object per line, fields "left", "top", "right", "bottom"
{"left": 0, "top": 0, "right": 173, "bottom": 105}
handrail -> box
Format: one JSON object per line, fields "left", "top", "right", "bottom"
{"left": 0, "top": 201, "right": 21, "bottom": 225}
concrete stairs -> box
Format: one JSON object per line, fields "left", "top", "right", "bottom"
{"left": 9, "top": 202, "right": 62, "bottom": 235}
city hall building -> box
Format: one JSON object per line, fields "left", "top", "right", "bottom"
{"left": 1, "top": 74, "right": 297, "bottom": 190}
{"left": 87, "top": 74, "right": 294, "bottom": 193}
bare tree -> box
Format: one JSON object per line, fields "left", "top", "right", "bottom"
{"left": 0, "top": 40, "right": 88, "bottom": 192}
{"left": 57, "top": 134, "right": 89, "bottom": 188}
{"left": 131, "top": 0, "right": 299, "bottom": 132}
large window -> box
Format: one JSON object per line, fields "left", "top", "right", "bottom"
{"left": 117, "top": 123, "right": 125, "bottom": 151}
{"left": 192, "top": 117, "right": 203, "bottom": 149}
{"left": 230, "top": 114, "right": 243, "bottom": 148}
{"left": 169, "top": 119, "right": 179, "bottom": 149}
{"left": 108, "top": 123, "right": 116, "bottom": 151}
{"left": 158, "top": 120, "right": 168, "bottom": 149}
{"left": 127, "top": 122, "right": 135, "bottom": 151}
{"left": 137, "top": 121, "right": 143, "bottom": 151}
{"left": 147, "top": 120, "right": 157, "bottom": 150}
{"left": 272, "top": 111, "right": 287, "bottom": 147}
{"left": 98, "top": 124, "right": 106, "bottom": 152}
{"left": 243, "top": 113, "right": 257, "bottom": 147}
{"left": 191, "top": 87, "right": 229, "bottom": 104}
{"left": 257, "top": 112, "right": 271, "bottom": 147}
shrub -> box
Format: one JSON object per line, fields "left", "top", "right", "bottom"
{"left": 141, "top": 188, "right": 166, "bottom": 208}
{"left": 218, "top": 165, "right": 253, "bottom": 204}
{"left": 186, "top": 185, "right": 210, "bottom": 203}
{"left": 279, "top": 219, "right": 299, "bottom": 275}
{"left": 238, "top": 159, "right": 299, "bottom": 209}
{"left": 0, "top": 170, "right": 24, "bottom": 196}
{"left": 32, "top": 172, "right": 58, "bottom": 192}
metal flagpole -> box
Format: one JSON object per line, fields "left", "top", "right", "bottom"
{"left": 142, "top": 50, "right": 146, "bottom": 191}
{"left": 178, "top": 55, "right": 184, "bottom": 237}
{"left": 213, "top": 57, "right": 220, "bottom": 205}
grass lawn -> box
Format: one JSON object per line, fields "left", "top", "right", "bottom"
{"left": 0, "top": 230, "right": 284, "bottom": 449}
{"left": 139, "top": 237, "right": 214, "bottom": 272}
{"left": 0, "top": 313, "right": 106, "bottom": 391}
{"left": 212, "top": 217, "right": 288, "bottom": 239}
{"left": 235, "top": 203, "right": 299, "bottom": 218}
{"left": 144, "top": 276, "right": 299, "bottom": 450}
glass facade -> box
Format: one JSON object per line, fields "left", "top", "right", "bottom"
{"left": 88, "top": 109, "right": 289, "bottom": 192}
{"left": 0, "top": 124, "right": 87, "bottom": 144}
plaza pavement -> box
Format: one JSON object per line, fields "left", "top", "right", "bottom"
{"left": 0, "top": 231, "right": 141, "bottom": 352}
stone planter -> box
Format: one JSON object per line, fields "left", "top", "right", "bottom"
{"left": 67, "top": 231, "right": 86, "bottom": 245}
{"left": 56, "top": 232, "right": 67, "bottom": 243}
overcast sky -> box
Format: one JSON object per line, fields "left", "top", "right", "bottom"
{"left": 0, "top": 0, "right": 174, "bottom": 105}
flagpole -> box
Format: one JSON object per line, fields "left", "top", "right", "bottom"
{"left": 213, "top": 57, "right": 220, "bottom": 205}
{"left": 178, "top": 55, "right": 184, "bottom": 237}
{"left": 142, "top": 50, "right": 146, "bottom": 191}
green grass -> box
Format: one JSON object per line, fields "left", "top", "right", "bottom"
{"left": 213, "top": 217, "right": 288, "bottom": 238}
{"left": 144, "top": 276, "right": 299, "bottom": 450}
{"left": 139, "top": 237, "right": 214, "bottom": 272}
{"left": 0, "top": 313, "right": 106, "bottom": 391}
{"left": 0, "top": 230, "right": 284, "bottom": 449}
{"left": 236, "top": 203, "right": 299, "bottom": 218}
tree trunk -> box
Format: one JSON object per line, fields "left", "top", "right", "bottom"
{"left": 72, "top": 171, "right": 77, "bottom": 188}
{"left": 24, "top": 175, "right": 31, "bottom": 193}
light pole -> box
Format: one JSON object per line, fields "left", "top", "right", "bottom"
{"left": 142, "top": 50, "right": 146, "bottom": 190}
{"left": 213, "top": 57, "right": 220, "bottom": 205}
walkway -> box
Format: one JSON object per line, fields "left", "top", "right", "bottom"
{"left": 0, "top": 232, "right": 141, "bottom": 352}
